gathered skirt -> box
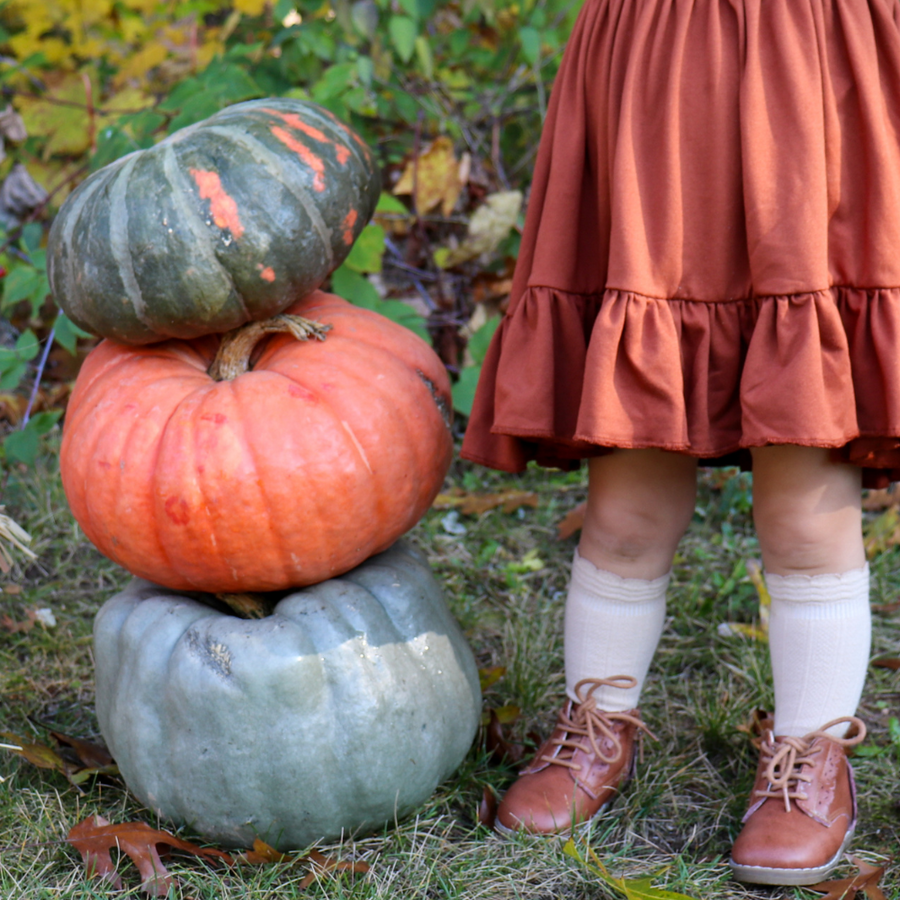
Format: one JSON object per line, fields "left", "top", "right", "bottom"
{"left": 461, "top": 0, "right": 900, "bottom": 486}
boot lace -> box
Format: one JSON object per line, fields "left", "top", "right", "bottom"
{"left": 755, "top": 716, "right": 866, "bottom": 812}
{"left": 542, "top": 676, "right": 657, "bottom": 771}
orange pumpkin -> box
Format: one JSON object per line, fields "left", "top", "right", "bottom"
{"left": 60, "top": 291, "right": 453, "bottom": 592}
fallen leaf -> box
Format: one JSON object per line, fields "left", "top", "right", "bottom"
{"left": 484, "top": 707, "right": 526, "bottom": 764}
{"left": 298, "top": 848, "right": 370, "bottom": 889}
{"left": 872, "top": 598, "right": 900, "bottom": 614}
{"left": 557, "top": 500, "right": 587, "bottom": 540}
{"left": 1, "top": 726, "right": 119, "bottom": 785}
{"left": 807, "top": 856, "right": 888, "bottom": 900}
{"left": 478, "top": 785, "right": 498, "bottom": 827}
{"left": 4, "top": 584, "right": 22, "bottom": 594}
{"left": 563, "top": 839, "right": 702, "bottom": 900}
{"left": 472, "top": 272, "right": 514, "bottom": 305}
{"left": 478, "top": 665, "right": 506, "bottom": 692}
{"left": 68, "top": 815, "right": 233, "bottom": 896}
{"left": 0, "top": 731, "right": 68, "bottom": 771}
{"left": 436, "top": 191, "right": 523, "bottom": 268}
{"left": 433, "top": 488, "right": 538, "bottom": 516}
{"left": 393, "top": 136, "right": 463, "bottom": 216}
{"left": 1, "top": 611, "right": 35, "bottom": 633}
{"left": 48, "top": 729, "right": 116, "bottom": 772}
{"left": 871, "top": 658, "right": 900, "bottom": 670}
{"left": 238, "top": 838, "right": 295, "bottom": 865}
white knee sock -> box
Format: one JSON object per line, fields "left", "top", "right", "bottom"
{"left": 564, "top": 549, "right": 669, "bottom": 712}
{"left": 766, "top": 564, "right": 871, "bottom": 738}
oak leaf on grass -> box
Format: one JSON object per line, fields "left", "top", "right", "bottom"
{"left": 807, "top": 856, "right": 889, "bottom": 900}
{"left": 68, "top": 815, "right": 233, "bottom": 897}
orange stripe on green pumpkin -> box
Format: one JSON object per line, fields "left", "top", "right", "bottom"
{"left": 189, "top": 169, "right": 244, "bottom": 239}
{"left": 321, "top": 108, "right": 370, "bottom": 152}
{"left": 263, "top": 108, "right": 351, "bottom": 165}
{"left": 342, "top": 209, "right": 358, "bottom": 245}
{"left": 270, "top": 126, "right": 326, "bottom": 192}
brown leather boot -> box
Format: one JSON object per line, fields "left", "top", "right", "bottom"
{"left": 730, "top": 714, "right": 866, "bottom": 886}
{"left": 495, "top": 676, "right": 655, "bottom": 835}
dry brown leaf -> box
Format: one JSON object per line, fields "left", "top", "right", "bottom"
{"left": 298, "top": 848, "right": 370, "bottom": 889}
{"left": 68, "top": 815, "right": 233, "bottom": 896}
{"left": 472, "top": 273, "right": 514, "bottom": 305}
{"left": 872, "top": 598, "right": 900, "bottom": 614}
{"left": 4, "top": 584, "right": 22, "bottom": 594}
{"left": 238, "top": 838, "right": 295, "bottom": 865}
{"left": 49, "top": 729, "right": 116, "bottom": 772}
{"left": 807, "top": 856, "right": 888, "bottom": 900}
{"left": 1, "top": 611, "right": 35, "bottom": 633}
{"left": 1, "top": 727, "right": 118, "bottom": 785}
{"left": 557, "top": 500, "right": 587, "bottom": 540}
{"left": 478, "top": 785, "right": 498, "bottom": 827}
{"left": 484, "top": 708, "right": 525, "bottom": 764}
{"left": 433, "top": 488, "right": 538, "bottom": 516}
{"left": 871, "top": 657, "right": 900, "bottom": 670}
{"left": 393, "top": 136, "right": 463, "bottom": 216}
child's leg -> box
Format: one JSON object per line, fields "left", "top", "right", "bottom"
{"left": 730, "top": 446, "right": 869, "bottom": 886}
{"left": 496, "top": 449, "right": 697, "bottom": 834}
{"left": 565, "top": 449, "right": 698, "bottom": 711}
{"left": 750, "top": 445, "right": 869, "bottom": 736}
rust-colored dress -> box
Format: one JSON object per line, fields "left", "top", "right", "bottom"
{"left": 461, "top": 0, "right": 900, "bottom": 486}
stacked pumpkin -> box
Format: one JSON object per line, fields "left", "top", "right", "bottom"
{"left": 50, "top": 99, "right": 481, "bottom": 850}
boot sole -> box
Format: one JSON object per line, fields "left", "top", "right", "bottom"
{"left": 728, "top": 823, "right": 855, "bottom": 886}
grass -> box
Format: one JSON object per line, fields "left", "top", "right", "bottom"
{"left": 1, "top": 437, "right": 899, "bottom": 898}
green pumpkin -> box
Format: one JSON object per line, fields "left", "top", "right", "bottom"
{"left": 93, "top": 542, "right": 482, "bottom": 850}
{"left": 47, "top": 98, "right": 381, "bottom": 344}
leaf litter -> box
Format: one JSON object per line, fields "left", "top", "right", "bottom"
{"left": 67, "top": 815, "right": 233, "bottom": 896}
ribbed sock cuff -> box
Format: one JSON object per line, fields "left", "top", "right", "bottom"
{"left": 571, "top": 548, "right": 671, "bottom": 602}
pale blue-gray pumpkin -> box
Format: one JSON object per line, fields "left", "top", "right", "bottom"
{"left": 93, "top": 542, "right": 482, "bottom": 850}
{"left": 47, "top": 98, "right": 380, "bottom": 344}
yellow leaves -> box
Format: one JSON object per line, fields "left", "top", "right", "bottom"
{"left": 115, "top": 43, "right": 169, "bottom": 86}
{"left": 18, "top": 73, "right": 95, "bottom": 159}
{"left": 234, "top": 0, "right": 268, "bottom": 15}
{"left": 120, "top": 0, "right": 163, "bottom": 13}
{"left": 393, "top": 136, "right": 467, "bottom": 216}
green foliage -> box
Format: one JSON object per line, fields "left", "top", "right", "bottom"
{"left": 453, "top": 315, "right": 499, "bottom": 416}
{"left": 0, "top": 0, "right": 578, "bottom": 468}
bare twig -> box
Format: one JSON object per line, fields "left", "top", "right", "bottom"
{"left": 21, "top": 326, "right": 55, "bottom": 428}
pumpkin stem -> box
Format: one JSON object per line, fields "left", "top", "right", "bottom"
{"left": 209, "top": 314, "right": 331, "bottom": 381}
